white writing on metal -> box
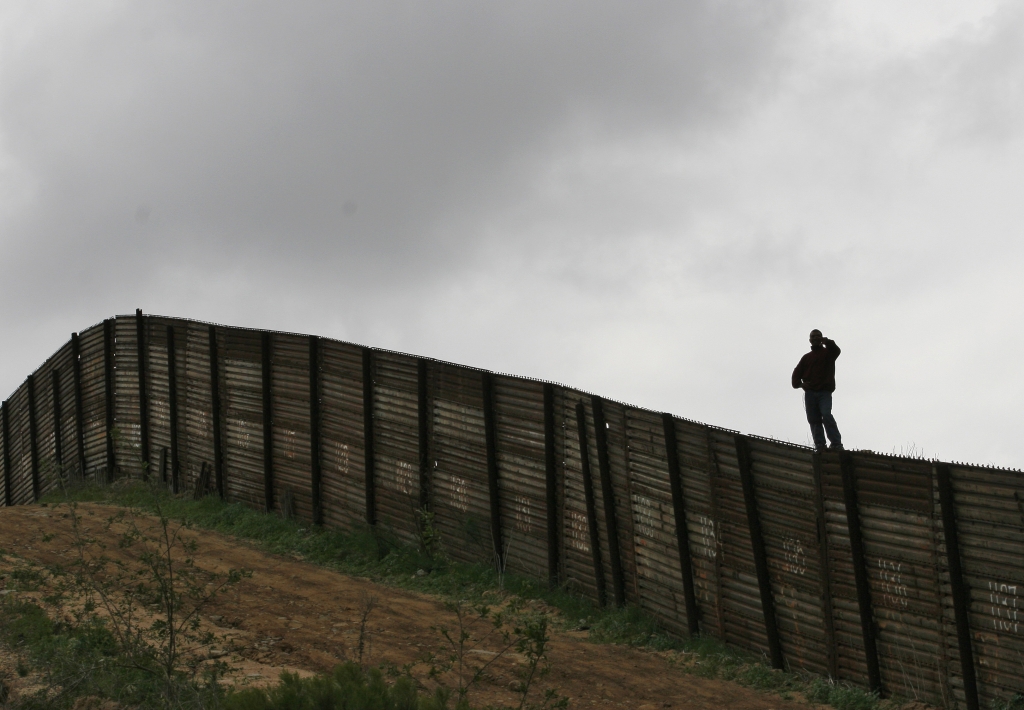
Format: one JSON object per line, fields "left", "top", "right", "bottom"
{"left": 450, "top": 474, "right": 469, "bottom": 513}
{"left": 514, "top": 494, "right": 532, "bottom": 533}
{"left": 382, "top": 460, "right": 415, "bottom": 496}
{"left": 989, "top": 581, "right": 1020, "bottom": 634}
{"left": 782, "top": 538, "right": 807, "bottom": 576}
{"left": 877, "top": 558, "right": 909, "bottom": 609}
{"left": 334, "top": 442, "right": 350, "bottom": 476}
{"left": 699, "top": 515, "right": 718, "bottom": 560}
{"left": 568, "top": 510, "right": 590, "bottom": 553}
{"left": 632, "top": 494, "right": 656, "bottom": 540}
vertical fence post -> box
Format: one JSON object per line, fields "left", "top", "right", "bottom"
{"left": 482, "top": 372, "right": 505, "bottom": 571}
{"left": 52, "top": 370, "right": 64, "bottom": 477}
{"left": 103, "top": 319, "right": 116, "bottom": 481}
{"left": 167, "top": 325, "right": 180, "bottom": 494}
{"left": 936, "top": 463, "right": 980, "bottom": 710}
{"left": 734, "top": 435, "right": 784, "bottom": 669}
{"left": 135, "top": 309, "right": 151, "bottom": 477}
{"left": 811, "top": 452, "right": 839, "bottom": 679}
{"left": 704, "top": 430, "right": 728, "bottom": 639}
{"left": 1, "top": 402, "right": 11, "bottom": 506}
{"left": 26, "top": 375, "right": 40, "bottom": 501}
{"left": 417, "top": 359, "right": 430, "bottom": 512}
{"left": 575, "top": 401, "right": 607, "bottom": 607}
{"left": 261, "top": 332, "right": 274, "bottom": 513}
{"left": 663, "top": 413, "right": 700, "bottom": 636}
{"left": 208, "top": 326, "right": 224, "bottom": 499}
{"left": 592, "top": 396, "right": 625, "bottom": 607}
{"left": 309, "top": 336, "right": 323, "bottom": 526}
{"left": 839, "top": 451, "right": 882, "bottom": 694}
{"left": 72, "top": 333, "right": 86, "bottom": 479}
{"left": 362, "top": 348, "right": 376, "bottom": 526}
{"left": 544, "top": 383, "right": 559, "bottom": 590}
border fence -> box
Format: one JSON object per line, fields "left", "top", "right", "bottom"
{"left": 1, "top": 311, "right": 1021, "bottom": 710}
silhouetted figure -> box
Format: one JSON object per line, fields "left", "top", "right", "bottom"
{"left": 792, "top": 329, "right": 843, "bottom": 451}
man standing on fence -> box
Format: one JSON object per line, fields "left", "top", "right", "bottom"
{"left": 792, "top": 329, "right": 844, "bottom": 452}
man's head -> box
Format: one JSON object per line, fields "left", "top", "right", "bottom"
{"left": 809, "top": 329, "right": 823, "bottom": 347}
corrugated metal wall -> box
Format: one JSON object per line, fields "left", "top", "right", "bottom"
{"left": 5, "top": 312, "right": 1024, "bottom": 710}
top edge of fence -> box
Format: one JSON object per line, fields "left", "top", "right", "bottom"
{"left": 107, "top": 311, "right": 1016, "bottom": 473}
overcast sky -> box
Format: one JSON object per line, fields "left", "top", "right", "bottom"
{"left": 2, "top": 0, "right": 1022, "bottom": 468}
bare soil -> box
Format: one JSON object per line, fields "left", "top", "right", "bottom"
{"left": 0, "top": 503, "right": 916, "bottom": 709}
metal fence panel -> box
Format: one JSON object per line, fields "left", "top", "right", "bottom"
{"left": 221, "top": 328, "right": 265, "bottom": 510}
{"left": 113, "top": 315, "right": 143, "bottom": 477}
{"left": 624, "top": 407, "right": 691, "bottom": 635}
{"left": 430, "top": 362, "right": 492, "bottom": 566}
{"left": 818, "top": 453, "right": 873, "bottom": 687}
{"left": 319, "top": 338, "right": 367, "bottom": 531}
{"left": 847, "top": 453, "right": 946, "bottom": 705}
{"left": 269, "top": 333, "right": 314, "bottom": 522}
{"left": 949, "top": 463, "right": 1024, "bottom": 709}
{"left": 373, "top": 351, "right": 421, "bottom": 545}
{"left": 706, "top": 428, "right": 771, "bottom": 657}
{"left": 745, "top": 439, "right": 830, "bottom": 675}
{"left": 492, "top": 375, "right": 549, "bottom": 582}
{"left": 145, "top": 318, "right": 172, "bottom": 481}
{"left": 6, "top": 386, "right": 32, "bottom": 504}
{"left": 603, "top": 399, "right": 638, "bottom": 607}
{"left": 184, "top": 321, "right": 216, "bottom": 496}
{"left": 78, "top": 323, "right": 108, "bottom": 479}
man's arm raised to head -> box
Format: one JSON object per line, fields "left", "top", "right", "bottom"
{"left": 824, "top": 338, "right": 841, "bottom": 359}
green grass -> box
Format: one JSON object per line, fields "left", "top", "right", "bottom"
{"left": 0, "top": 595, "right": 217, "bottom": 709}
{"left": 31, "top": 479, "right": 905, "bottom": 710}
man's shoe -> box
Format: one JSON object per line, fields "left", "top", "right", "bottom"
{"left": 829, "top": 444, "right": 844, "bottom": 451}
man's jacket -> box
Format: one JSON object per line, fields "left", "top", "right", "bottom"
{"left": 792, "top": 340, "right": 841, "bottom": 392}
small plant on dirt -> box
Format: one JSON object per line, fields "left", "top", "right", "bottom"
{"left": 418, "top": 508, "right": 446, "bottom": 569}
{"left": 223, "top": 662, "right": 421, "bottom": 710}
{"left": 805, "top": 676, "right": 880, "bottom": 710}
{"left": 50, "top": 494, "right": 250, "bottom": 706}
{"left": 356, "top": 590, "right": 378, "bottom": 667}
{"left": 422, "top": 595, "right": 563, "bottom": 710}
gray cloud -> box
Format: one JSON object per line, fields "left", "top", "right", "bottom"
{"left": 1, "top": 0, "right": 1023, "bottom": 468}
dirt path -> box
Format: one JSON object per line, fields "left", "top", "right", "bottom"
{"left": 0, "top": 502, "right": 828, "bottom": 709}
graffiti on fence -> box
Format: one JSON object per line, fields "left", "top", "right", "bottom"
{"left": 514, "top": 494, "right": 531, "bottom": 533}
{"left": 699, "top": 514, "right": 718, "bottom": 559}
{"left": 568, "top": 510, "right": 589, "bottom": 552}
{"left": 632, "top": 493, "right": 656, "bottom": 540}
{"left": 878, "top": 558, "right": 909, "bottom": 609}
{"left": 989, "top": 581, "right": 1020, "bottom": 633}
{"left": 782, "top": 537, "right": 807, "bottom": 576}
{"left": 450, "top": 474, "right": 469, "bottom": 513}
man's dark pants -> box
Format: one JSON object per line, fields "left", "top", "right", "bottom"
{"left": 804, "top": 390, "right": 842, "bottom": 450}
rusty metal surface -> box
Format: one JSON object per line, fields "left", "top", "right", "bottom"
{"left": 113, "top": 315, "right": 142, "bottom": 477}
{"left": 623, "top": 407, "right": 692, "bottom": 636}
{"left": 5, "top": 385, "right": 31, "bottom": 505}
{"left": 319, "top": 338, "right": 367, "bottom": 531}
{"left": 706, "top": 427, "right": 772, "bottom": 658}
{"left": 270, "top": 333, "right": 314, "bottom": 522}
{"left": 184, "top": 321, "right": 215, "bottom": 495}
{"left": 429, "top": 361, "right": 493, "bottom": 566}
{"left": 492, "top": 375, "right": 549, "bottom": 582}
{"left": 372, "top": 350, "right": 421, "bottom": 544}
{"left": 559, "top": 389, "right": 602, "bottom": 603}
{"left": 143, "top": 317, "right": 172, "bottom": 481}
{"left": 77, "top": 323, "right": 109, "bottom": 479}
{"left": 852, "top": 454, "right": 947, "bottom": 702}
{"left": 220, "top": 327, "right": 265, "bottom": 510}
{"left": 947, "top": 462, "right": 1024, "bottom": 709}
{"left": 744, "top": 438, "right": 829, "bottom": 675}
